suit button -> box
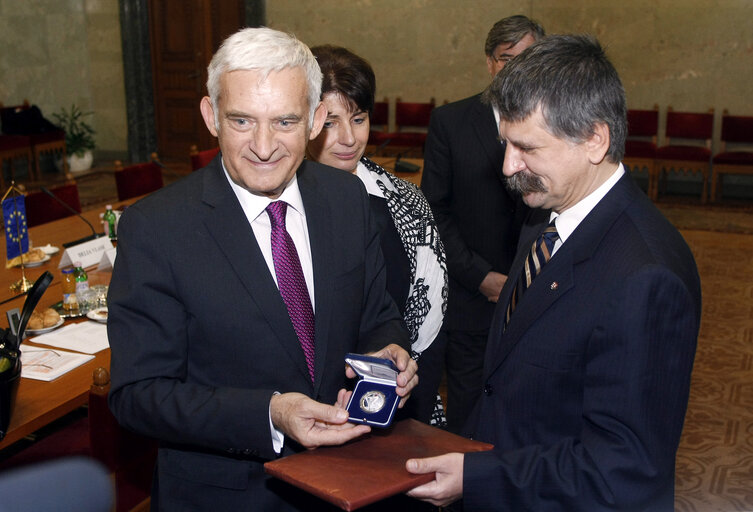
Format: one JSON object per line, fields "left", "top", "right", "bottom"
{"left": 483, "top": 384, "right": 493, "bottom": 395}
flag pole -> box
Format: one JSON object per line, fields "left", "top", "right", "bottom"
{"left": 3, "top": 182, "right": 33, "bottom": 294}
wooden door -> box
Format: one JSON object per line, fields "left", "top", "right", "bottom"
{"left": 149, "top": 0, "right": 244, "bottom": 159}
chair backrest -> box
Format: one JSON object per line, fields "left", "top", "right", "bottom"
{"left": 189, "top": 145, "right": 220, "bottom": 171}
{"left": 370, "top": 98, "right": 389, "bottom": 128}
{"left": 720, "top": 109, "right": 753, "bottom": 145}
{"left": 665, "top": 107, "right": 714, "bottom": 145}
{"left": 114, "top": 154, "right": 164, "bottom": 201}
{"left": 25, "top": 183, "right": 81, "bottom": 228}
{"left": 627, "top": 105, "right": 659, "bottom": 138}
{"left": 395, "top": 98, "right": 435, "bottom": 131}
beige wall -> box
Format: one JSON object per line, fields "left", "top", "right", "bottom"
{"left": 2, "top": 1, "right": 751, "bottom": 155}
{"left": 0, "top": 0, "right": 126, "bottom": 155}
{"left": 268, "top": 0, "right": 753, "bottom": 150}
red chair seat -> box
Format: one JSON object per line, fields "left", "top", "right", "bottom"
{"left": 712, "top": 151, "right": 753, "bottom": 165}
{"left": 655, "top": 145, "right": 711, "bottom": 161}
{"left": 624, "top": 140, "right": 657, "bottom": 159}
{"left": 390, "top": 132, "right": 427, "bottom": 147}
{"left": 0, "top": 134, "right": 31, "bottom": 150}
{"left": 114, "top": 160, "right": 164, "bottom": 201}
{"left": 189, "top": 146, "right": 220, "bottom": 171}
{"left": 25, "top": 183, "right": 81, "bottom": 228}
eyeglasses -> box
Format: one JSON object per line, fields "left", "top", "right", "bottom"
{"left": 491, "top": 54, "right": 514, "bottom": 64}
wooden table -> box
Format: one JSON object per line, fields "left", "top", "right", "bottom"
{"left": 371, "top": 156, "right": 424, "bottom": 186}
{"left": 0, "top": 199, "right": 135, "bottom": 450}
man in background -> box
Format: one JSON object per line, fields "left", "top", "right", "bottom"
{"left": 108, "top": 27, "right": 416, "bottom": 511}
{"left": 407, "top": 34, "right": 701, "bottom": 510}
{"left": 420, "top": 15, "right": 544, "bottom": 433}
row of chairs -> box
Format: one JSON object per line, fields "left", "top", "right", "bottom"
{"left": 22, "top": 153, "right": 165, "bottom": 228}
{"left": 0, "top": 101, "right": 68, "bottom": 187}
{"left": 368, "top": 97, "right": 437, "bottom": 156}
{"left": 624, "top": 106, "right": 753, "bottom": 203}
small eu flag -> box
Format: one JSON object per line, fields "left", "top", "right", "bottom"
{"left": 3, "top": 196, "right": 29, "bottom": 260}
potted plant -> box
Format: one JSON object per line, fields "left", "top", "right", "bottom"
{"left": 52, "top": 105, "right": 96, "bottom": 173}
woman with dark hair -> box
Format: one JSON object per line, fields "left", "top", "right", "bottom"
{"left": 308, "top": 45, "right": 447, "bottom": 427}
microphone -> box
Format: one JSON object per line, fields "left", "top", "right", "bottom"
{"left": 394, "top": 153, "right": 420, "bottom": 174}
{"left": 40, "top": 186, "right": 104, "bottom": 247}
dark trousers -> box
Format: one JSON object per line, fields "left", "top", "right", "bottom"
{"left": 444, "top": 329, "right": 488, "bottom": 434}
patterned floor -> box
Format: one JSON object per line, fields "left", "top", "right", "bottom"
{"left": 675, "top": 229, "right": 753, "bottom": 512}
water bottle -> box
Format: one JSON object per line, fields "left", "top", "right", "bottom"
{"left": 103, "top": 205, "right": 117, "bottom": 240}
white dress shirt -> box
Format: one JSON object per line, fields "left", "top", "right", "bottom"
{"left": 223, "top": 163, "right": 316, "bottom": 453}
{"left": 550, "top": 163, "right": 625, "bottom": 255}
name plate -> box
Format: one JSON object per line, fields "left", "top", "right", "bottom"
{"left": 345, "top": 353, "right": 400, "bottom": 428}
{"left": 58, "top": 237, "right": 114, "bottom": 269}
{"left": 97, "top": 247, "right": 117, "bottom": 271}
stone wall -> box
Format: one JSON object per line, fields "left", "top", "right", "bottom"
{"left": 0, "top": 0, "right": 125, "bottom": 155}
{"left": 268, "top": 0, "right": 753, "bottom": 149}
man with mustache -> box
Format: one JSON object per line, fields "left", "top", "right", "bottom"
{"left": 406, "top": 34, "right": 702, "bottom": 511}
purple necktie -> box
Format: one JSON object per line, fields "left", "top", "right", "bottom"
{"left": 266, "top": 201, "right": 315, "bottom": 382}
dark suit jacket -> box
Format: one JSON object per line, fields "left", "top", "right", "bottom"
{"left": 462, "top": 172, "right": 701, "bottom": 511}
{"left": 421, "top": 94, "right": 527, "bottom": 331}
{"left": 107, "top": 157, "right": 408, "bottom": 511}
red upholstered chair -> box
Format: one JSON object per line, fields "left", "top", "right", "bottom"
{"left": 710, "top": 110, "right": 753, "bottom": 202}
{"left": 655, "top": 107, "right": 714, "bottom": 203}
{"left": 390, "top": 97, "right": 435, "bottom": 156}
{"left": 189, "top": 144, "right": 220, "bottom": 171}
{"left": 114, "top": 153, "right": 164, "bottom": 201}
{"left": 24, "top": 182, "right": 81, "bottom": 228}
{"left": 0, "top": 135, "right": 33, "bottom": 187}
{"left": 367, "top": 98, "right": 393, "bottom": 153}
{"left": 623, "top": 105, "right": 659, "bottom": 198}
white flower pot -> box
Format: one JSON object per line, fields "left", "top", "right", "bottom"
{"left": 57, "top": 150, "right": 93, "bottom": 174}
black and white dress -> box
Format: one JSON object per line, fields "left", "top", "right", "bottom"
{"left": 358, "top": 157, "right": 448, "bottom": 426}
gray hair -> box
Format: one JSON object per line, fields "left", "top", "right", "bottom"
{"left": 486, "top": 34, "right": 627, "bottom": 163}
{"left": 206, "top": 27, "right": 322, "bottom": 130}
{"left": 484, "top": 15, "right": 545, "bottom": 56}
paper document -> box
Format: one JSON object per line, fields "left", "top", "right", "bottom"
{"left": 29, "top": 321, "right": 109, "bottom": 354}
{"left": 20, "top": 347, "right": 95, "bottom": 381}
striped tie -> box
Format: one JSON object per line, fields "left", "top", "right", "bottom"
{"left": 504, "top": 220, "right": 559, "bottom": 328}
{"left": 266, "top": 201, "right": 316, "bottom": 382}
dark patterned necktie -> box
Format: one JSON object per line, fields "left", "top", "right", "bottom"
{"left": 504, "top": 220, "right": 559, "bottom": 328}
{"left": 266, "top": 201, "right": 315, "bottom": 382}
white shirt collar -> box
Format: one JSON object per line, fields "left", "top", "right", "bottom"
{"left": 222, "top": 159, "right": 306, "bottom": 225}
{"left": 551, "top": 163, "right": 625, "bottom": 245}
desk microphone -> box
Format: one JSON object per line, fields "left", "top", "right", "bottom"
{"left": 40, "top": 186, "right": 104, "bottom": 247}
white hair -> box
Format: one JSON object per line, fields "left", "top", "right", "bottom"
{"left": 206, "top": 27, "right": 322, "bottom": 130}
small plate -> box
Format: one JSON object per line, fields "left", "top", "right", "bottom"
{"left": 25, "top": 317, "right": 64, "bottom": 336}
{"left": 38, "top": 245, "right": 60, "bottom": 255}
{"left": 15, "top": 255, "right": 51, "bottom": 268}
{"left": 86, "top": 307, "right": 108, "bottom": 323}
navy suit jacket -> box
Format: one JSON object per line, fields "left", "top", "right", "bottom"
{"left": 421, "top": 94, "right": 528, "bottom": 331}
{"left": 108, "top": 157, "right": 408, "bottom": 511}
{"left": 462, "top": 172, "right": 701, "bottom": 511}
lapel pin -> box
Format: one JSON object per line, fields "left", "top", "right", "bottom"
{"left": 550, "top": 281, "right": 559, "bottom": 290}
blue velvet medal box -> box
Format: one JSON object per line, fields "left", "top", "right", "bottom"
{"left": 345, "top": 353, "right": 399, "bottom": 428}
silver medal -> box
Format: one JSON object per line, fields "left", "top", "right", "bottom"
{"left": 359, "top": 390, "right": 386, "bottom": 413}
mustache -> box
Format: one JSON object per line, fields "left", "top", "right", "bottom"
{"left": 505, "top": 171, "right": 547, "bottom": 195}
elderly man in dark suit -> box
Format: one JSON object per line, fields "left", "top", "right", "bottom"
{"left": 107, "top": 27, "right": 417, "bottom": 511}
{"left": 420, "top": 15, "right": 545, "bottom": 433}
{"left": 407, "top": 34, "right": 701, "bottom": 511}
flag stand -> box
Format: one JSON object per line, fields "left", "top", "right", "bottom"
{"left": 1, "top": 182, "right": 33, "bottom": 294}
